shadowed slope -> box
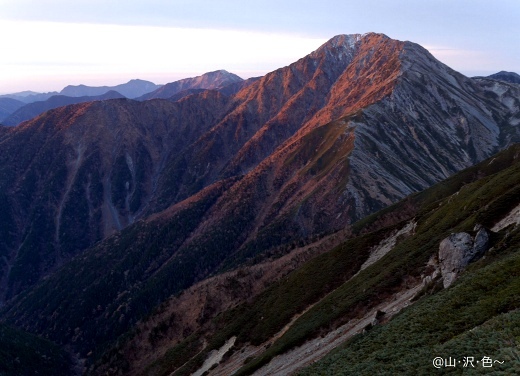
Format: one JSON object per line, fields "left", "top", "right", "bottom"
{"left": 2, "top": 91, "right": 126, "bottom": 126}
{"left": 0, "top": 92, "right": 230, "bottom": 300}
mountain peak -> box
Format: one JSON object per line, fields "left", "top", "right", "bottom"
{"left": 138, "top": 70, "right": 243, "bottom": 100}
{"left": 206, "top": 69, "right": 235, "bottom": 75}
{"left": 310, "top": 34, "right": 360, "bottom": 59}
{"left": 324, "top": 34, "right": 361, "bottom": 47}
{"left": 310, "top": 32, "right": 392, "bottom": 62}
{"left": 327, "top": 32, "right": 389, "bottom": 45}
{"left": 59, "top": 80, "right": 160, "bottom": 99}
{"left": 487, "top": 71, "right": 520, "bottom": 84}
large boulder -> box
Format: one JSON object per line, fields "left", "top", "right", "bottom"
{"left": 438, "top": 226, "right": 489, "bottom": 288}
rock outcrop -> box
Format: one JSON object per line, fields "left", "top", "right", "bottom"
{"left": 438, "top": 225, "right": 489, "bottom": 288}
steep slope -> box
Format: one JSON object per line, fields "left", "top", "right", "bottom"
{"left": 300, "top": 260, "right": 520, "bottom": 375}
{"left": 153, "top": 33, "right": 519, "bottom": 260}
{"left": 90, "top": 142, "right": 520, "bottom": 376}
{"left": 138, "top": 70, "right": 243, "bottom": 100}
{"left": 472, "top": 76, "right": 520, "bottom": 146}
{"left": 0, "top": 323, "right": 73, "bottom": 376}
{"left": 2, "top": 91, "right": 126, "bottom": 126}
{"left": 60, "top": 79, "right": 161, "bottom": 98}
{"left": 0, "top": 97, "right": 25, "bottom": 122}
{"left": 0, "top": 91, "right": 230, "bottom": 301}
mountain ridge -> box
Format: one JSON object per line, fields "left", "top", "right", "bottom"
{"left": 0, "top": 97, "right": 25, "bottom": 122}
{"left": 138, "top": 69, "right": 243, "bottom": 100}
{"left": 2, "top": 90, "right": 127, "bottom": 126}
{"left": 0, "top": 32, "right": 518, "bottom": 302}
{"left": 0, "top": 33, "right": 519, "bottom": 375}
{"left": 60, "top": 79, "right": 161, "bottom": 98}
{"left": 0, "top": 78, "right": 162, "bottom": 104}
{"left": 480, "top": 70, "right": 520, "bottom": 84}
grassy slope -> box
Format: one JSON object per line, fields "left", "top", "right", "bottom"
{"left": 4, "top": 133, "right": 520, "bottom": 376}
{"left": 299, "top": 226, "right": 520, "bottom": 375}
{"left": 232, "top": 145, "right": 520, "bottom": 375}
{"left": 124, "top": 144, "right": 520, "bottom": 376}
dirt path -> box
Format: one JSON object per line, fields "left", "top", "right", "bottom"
{"left": 250, "top": 283, "right": 422, "bottom": 376}
{"left": 207, "top": 283, "right": 422, "bottom": 376}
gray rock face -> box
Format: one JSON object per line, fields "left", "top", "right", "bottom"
{"left": 439, "top": 232, "right": 473, "bottom": 288}
{"left": 438, "top": 228, "right": 489, "bottom": 288}
{"left": 473, "top": 228, "right": 490, "bottom": 259}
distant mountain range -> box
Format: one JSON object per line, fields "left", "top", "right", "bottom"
{"left": 2, "top": 69, "right": 516, "bottom": 127}
{"left": 0, "top": 33, "right": 519, "bottom": 376}
{"left": 0, "top": 81, "right": 155, "bottom": 123}
{"left": 0, "top": 91, "right": 59, "bottom": 104}
{"left": 60, "top": 79, "right": 161, "bottom": 98}
{"left": 2, "top": 91, "right": 126, "bottom": 126}
{"left": 0, "top": 79, "right": 160, "bottom": 103}
{"left": 0, "top": 72, "right": 253, "bottom": 126}
{"left": 0, "top": 97, "right": 25, "bottom": 122}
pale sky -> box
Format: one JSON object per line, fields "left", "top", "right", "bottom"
{"left": 1, "top": 0, "right": 519, "bottom": 94}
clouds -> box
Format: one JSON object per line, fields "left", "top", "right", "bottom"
{"left": 0, "top": 0, "right": 320, "bottom": 31}
{"left": 2, "top": 0, "right": 518, "bottom": 39}
{"left": 0, "top": 20, "right": 326, "bottom": 93}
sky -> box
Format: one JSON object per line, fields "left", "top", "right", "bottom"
{"left": 1, "top": 0, "right": 519, "bottom": 94}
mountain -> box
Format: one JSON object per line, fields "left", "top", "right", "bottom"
{"left": 0, "top": 97, "right": 25, "bottom": 122}
{"left": 0, "top": 323, "right": 72, "bottom": 376}
{"left": 0, "top": 33, "right": 519, "bottom": 373}
{"left": 87, "top": 143, "right": 520, "bottom": 376}
{"left": 0, "top": 91, "right": 231, "bottom": 301}
{"left": 145, "top": 32, "right": 519, "bottom": 234}
{"left": 2, "top": 91, "right": 126, "bottom": 126}
{"left": 165, "top": 77, "right": 262, "bottom": 102}
{"left": 0, "top": 91, "right": 59, "bottom": 104}
{"left": 60, "top": 79, "right": 161, "bottom": 98}
{"left": 7, "top": 136, "right": 520, "bottom": 376}
{"left": 0, "top": 90, "right": 41, "bottom": 98}
{"left": 486, "top": 71, "right": 520, "bottom": 84}
{"left": 137, "top": 69, "right": 243, "bottom": 100}
{"left": 0, "top": 78, "right": 160, "bottom": 106}
{"left": 0, "top": 32, "right": 518, "bottom": 304}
